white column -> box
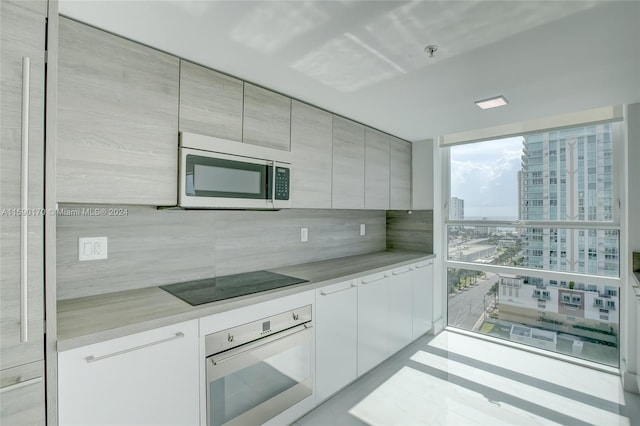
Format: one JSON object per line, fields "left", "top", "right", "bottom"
{"left": 623, "top": 103, "right": 640, "bottom": 393}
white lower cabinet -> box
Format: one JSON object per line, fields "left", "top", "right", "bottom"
{"left": 357, "top": 271, "right": 390, "bottom": 376}
{"left": 636, "top": 293, "right": 640, "bottom": 391}
{"left": 313, "top": 259, "right": 434, "bottom": 384}
{"left": 58, "top": 320, "right": 200, "bottom": 426}
{"left": 315, "top": 280, "right": 358, "bottom": 401}
{"left": 388, "top": 266, "right": 414, "bottom": 354}
{"left": 412, "top": 259, "right": 434, "bottom": 338}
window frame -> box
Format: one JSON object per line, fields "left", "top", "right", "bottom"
{"left": 443, "top": 121, "right": 622, "bottom": 287}
{"left": 441, "top": 120, "right": 624, "bottom": 359}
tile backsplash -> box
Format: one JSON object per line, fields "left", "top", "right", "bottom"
{"left": 56, "top": 206, "right": 385, "bottom": 300}
{"left": 386, "top": 210, "right": 433, "bottom": 253}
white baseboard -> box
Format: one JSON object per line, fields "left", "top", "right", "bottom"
{"left": 622, "top": 370, "right": 640, "bottom": 394}
{"left": 429, "top": 318, "right": 445, "bottom": 335}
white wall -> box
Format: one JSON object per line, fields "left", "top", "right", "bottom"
{"left": 431, "top": 138, "right": 446, "bottom": 334}
{"left": 412, "top": 139, "right": 434, "bottom": 210}
{"left": 623, "top": 103, "right": 640, "bottom": 393}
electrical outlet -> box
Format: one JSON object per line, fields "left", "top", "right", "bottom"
{"left": 360, "top": 224, "right": 366, "bottom": 236}
{"left": 301, "top": 227, "right": 308, "bottom": 243}
{"left": 79, "top": 237, "right": 108, "bottom": 261}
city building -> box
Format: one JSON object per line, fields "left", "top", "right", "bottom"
{"left": 519, "top": 124, "right": 618, "bottom": 279}
{"left": 448, "top": 243, "right": 497, "bottom": 263}
{"left": 498, "top": 124, "right": 620, "bottom": 352}
{"left": 498, "top": 273, "right": 619, "bottom": 356}
{"left": 450, "top": 197, "right": 464, "bottom": 220}
{"left": 474, "top": 225, "right": 497, "bottom": 237}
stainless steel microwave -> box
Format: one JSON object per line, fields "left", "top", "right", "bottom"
{"left": 179, "top": 132, "right": 292, "bottom": 209}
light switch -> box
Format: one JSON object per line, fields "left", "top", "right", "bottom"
{"left": 301, "top": 227, "right": 308, "bottom": 243}
{"left": 79, "top": 237, "right": 108, "bottom": 261}
{"left": 360, "top": 224, "right": 366, "bottom": 236}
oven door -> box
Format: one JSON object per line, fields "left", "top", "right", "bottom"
{"left": 206, "top": 324, "right": 313, "bottom": 426}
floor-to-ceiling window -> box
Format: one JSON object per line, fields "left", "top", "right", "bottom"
{"left": 444, "top": 122, "right": 622, "bottom": 367}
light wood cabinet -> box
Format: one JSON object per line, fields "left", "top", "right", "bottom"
{"left": 0, "top": 361, "right": 45, "bottom": 425}
{"left": 315, "top": 280, "right": 358, "bottom": 401}
{"left": 8, "top": 0, "right": 47, "bottom": 15}
{"left": 0, "top": 0, "right": 45, "bottom": 373}
{"left": 332, "top": 116, "right": 365, "bottom": 209}
{"left": 58, "top": 320, "right": 200, "bottom": 426}
{"left": 290, "top": 101, "right": 332, "bottom": 208}
{"left": 412, "top": 260, "right": 434, "bottom": 338}
{"left": 1, "top": 3, "right": 46, "bottom": 423}
{"left": 243, "top": 83, "right": 291, "bottom": 151}
{"left": 388, "top": 266, "right": 414, "bottom": 354}
{"left": 357, "top": 271, "right": 389, "bottom": 376}
{"left": 390, "top": 136, "right": 412, "bottom": 209}
{"left": 364, "top": 128, "right": 390, "bottom": 210}
{"left": 57, "top": 18, "right": 180, "bottom": 205}
{"left": 179, "top": 60, "right": 243, "bottom": 141}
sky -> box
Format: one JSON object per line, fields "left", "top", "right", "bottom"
{"left": 450, "top": 136, "right": 524, "bottom": 220}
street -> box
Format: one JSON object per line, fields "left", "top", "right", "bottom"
{"left": 448, "top": 272, "right": 498, "bottom": 330}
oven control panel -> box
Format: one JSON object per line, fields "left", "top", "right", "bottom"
{"left": 205, "top": 305, "right": 311, "bottom": 356}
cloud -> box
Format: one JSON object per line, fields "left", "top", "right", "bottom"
{"left": 450, "top": 137, "right": 523, "bottom": 219}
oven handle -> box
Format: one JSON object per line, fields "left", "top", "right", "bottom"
{"left": 208, "top": 323, "right": 311, "bottom": 377}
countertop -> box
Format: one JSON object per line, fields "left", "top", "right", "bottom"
{"left": 57, "top": 250, "right": 434, "bottom": 351}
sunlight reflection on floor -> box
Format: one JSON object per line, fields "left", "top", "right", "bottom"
{"left": 299, "top": 331, "right": 638, "bottom": 426}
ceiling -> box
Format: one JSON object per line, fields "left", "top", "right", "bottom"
{"left": 58, "top": 1, "right": 640, "bottom": 142}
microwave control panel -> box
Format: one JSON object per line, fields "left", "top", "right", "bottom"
{"left": 274, "top": 167, "right": 290, "bottom": 200}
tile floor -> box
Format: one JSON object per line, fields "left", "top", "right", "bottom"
{"left": 295, "top": 330, "right": 640, "bottom": 426}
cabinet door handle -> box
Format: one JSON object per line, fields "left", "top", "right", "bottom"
{"left": 320, "top": 283, "right": 356, "bottom": 296}
{"left": 415, "top": 262, "right": 433, "bottom": 269}
{"left": 20, "top": 57, "right": 30, "bottom": 343}
{"left": 361, "top": 275, "right": 387, "bottom": 285}
{"left": 0, "top": 376, "right": 42, "bottom": 394}
{"left": 85, "top": 332, "right": 185, "bottom": 363}
{"left": 392, "top": 268, "right": 412, "bottom": 276}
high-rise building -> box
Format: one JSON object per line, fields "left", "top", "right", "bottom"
{"left": 451, "top": 197, "right": 464, "bottom": 220}
{"left": 519, "top": 124, "right": 617, "bottom": 279}
{"left": 501, "top": 124, "right": 620, "bottom": 350}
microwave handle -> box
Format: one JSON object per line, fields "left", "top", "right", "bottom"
{"left": 271, "top": 160, "right": 276, "bottom": 205}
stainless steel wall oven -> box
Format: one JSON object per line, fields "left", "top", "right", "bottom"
{"left": 205, "top": 306, "right": 313, "bottom": 426}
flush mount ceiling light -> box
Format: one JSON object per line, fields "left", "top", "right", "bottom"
{"left": 475, "top": 95, "right": 509, "bottom": 109}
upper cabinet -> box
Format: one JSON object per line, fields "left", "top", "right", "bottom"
{"left": 179, "top": 60, "right": 243, "bottom": 141}
{"left": 390, "top": 136, "right": 412, "bottom": 210}
{"left": 332, "top": 116, "right": 365, "bottom": 209}
{"left": 55, "top": 18, "right": 412, "bottom": 209}
{"left": 243, "top": 83, "right": 291, "bottom": 151}
{"left": 364, "top": 128, "right": 390, "bottom": 210}
{"left": 290, "top": 101, "right": 332, "bottom": 208}
{"left": 57, "top": 18, "right": 180, "bottom": 205}
{"left": 411, "top": 139, "right": 434, "bottom": 210}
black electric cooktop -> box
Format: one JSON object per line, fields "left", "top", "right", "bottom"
{"left": 160, "top": 270, "right": 308, "bottom": 306}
